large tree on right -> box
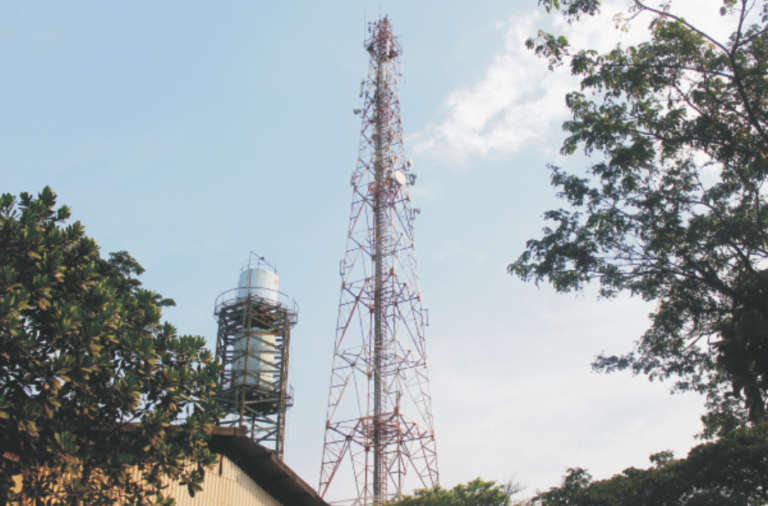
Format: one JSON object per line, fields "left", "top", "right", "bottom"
{"left": 512, "top": 0, "right": 768, "bottom": 438}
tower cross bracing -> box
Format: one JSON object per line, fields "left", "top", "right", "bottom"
{"left": 319, "top": 17, "right": 439, "bottom": 506}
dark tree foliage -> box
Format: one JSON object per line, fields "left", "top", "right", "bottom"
{"left": 391, "top": 478, "right": 525, "bottom": 506}
{"left": 510, "top": 0, "right": 768, "bottom": 437}
{"left": 0, "top": 187, "right": 223, "bottom": 505}
{"left": 537, "top": 0, "right": 601, "bottom": 21}
{"left": 533, "top": 423, "right": 768, "bottom": 505}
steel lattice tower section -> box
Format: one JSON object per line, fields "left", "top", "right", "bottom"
{"left": 319, "top": 17, "right": 438, "bottom": 506}
{"left": 214, "top": 254, "right": 298, "bottom": 460}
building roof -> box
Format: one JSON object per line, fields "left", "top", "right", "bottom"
{"left": 1, "top": 425, "right": 327, "bottom": 506}
{"left": 209, "top": 427, "right": 330, "bottom": 506}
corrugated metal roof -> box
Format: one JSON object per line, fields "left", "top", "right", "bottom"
{"left": 208, "top": 427, "right": 329, "bottom": 506}
{"left": 153, "top": 450, "right": 284, "bottom": 506}
{"left": 3, "top": 425, "right": 327, "bottom": 506}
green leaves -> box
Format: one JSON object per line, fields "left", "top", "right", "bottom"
{"left": 0, "top": 187, "right": 223, "bottom": 505}
{"left": 526, "top": 31, "right": 572, "bottom": 70}
{"left": 537, "top": 0, "right": 601, "bottom": 21}
{"left": 533, "top": 424, "right": 768, "bottom": 505}
{"left": 392, "top": 478, "right": 524, "bottom": 506}
{"left": 512, "top": 0, "right": 768, "bottom": 435}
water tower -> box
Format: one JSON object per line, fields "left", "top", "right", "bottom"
{"left": 214, "top": 253, "right": 298, "bottom": 458}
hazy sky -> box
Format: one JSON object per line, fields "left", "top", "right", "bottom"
{"left": 1, "top": 0, "right": 737, "bottom": 500}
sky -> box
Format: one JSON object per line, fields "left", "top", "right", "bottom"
{"left": 0, "top": 0, "right": 742, "bottom": 500}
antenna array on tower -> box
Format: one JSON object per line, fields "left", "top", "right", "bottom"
{"left": 319, "top": 17, "right": 439, "bottom": 506}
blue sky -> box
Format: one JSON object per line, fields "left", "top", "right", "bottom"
{"left": 2, "top": 0, "right": 734, "bottom": 499}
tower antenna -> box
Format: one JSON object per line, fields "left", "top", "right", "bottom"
{"left": 319, "top": 17, "right": 439, "bottom": 506}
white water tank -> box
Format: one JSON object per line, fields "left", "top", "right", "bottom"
{"left": 232, "top": 268, "right": 280, "bottom": 388}
{"left": 237, "top": 268, "right": 279, "bottom": 301}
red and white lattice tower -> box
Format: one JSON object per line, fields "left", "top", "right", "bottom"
{"left": 319, "top": 17, "right": 439, "bottom": 506}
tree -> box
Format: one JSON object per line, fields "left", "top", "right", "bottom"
{"left": 510, "top": 0, "right": 768, "bottom": 436}
{"left": 390, "top": 478, "right": 525, "bottom": 506}
{"left": 0, "top": 187, "right": 223, "bottom": 505}
{"left": 533, "top": 423, "right": 768, "bottom": 505}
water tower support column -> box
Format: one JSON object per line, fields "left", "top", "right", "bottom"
{"left": 213, "top": 255, "right": 298, "bottom": 459}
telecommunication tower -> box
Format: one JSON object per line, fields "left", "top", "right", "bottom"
{"left": 214, "top": 253, "right": 298, "bottom": 459}
{"left": 319, "top": 17, "right": 439, "bottom": 505}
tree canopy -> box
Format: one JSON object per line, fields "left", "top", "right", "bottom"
{"left": 511, "top": 0, "right": 768, "bottom": 502}
{"left": 0, "top": 187, "right": 223, "bottom": 505}
{"left": 390, "top": 478, "right": 525, "bottom": 506}
{"left": 533, "top": 423, "right": 768, "bottom": 505}
{"left": 511, "top": 0, "right": 768, "bottom": 436}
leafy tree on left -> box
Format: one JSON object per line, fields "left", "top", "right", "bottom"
{"left": 0, "top": 187, "right": 223, "bottom": 505}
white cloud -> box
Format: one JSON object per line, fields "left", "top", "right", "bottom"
{"left": 410, "top": 12, "right": 576, "bottom": 164}
{"left": 412, "top": 0, "right": 736, "bottom": 167}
